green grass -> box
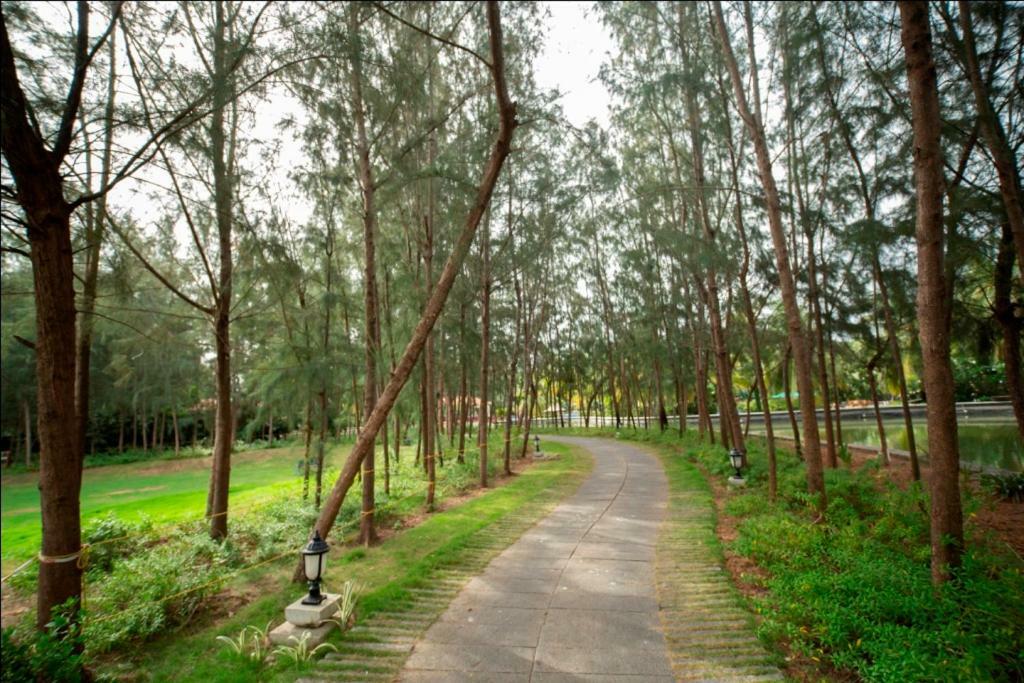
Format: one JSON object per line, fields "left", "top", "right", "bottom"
{"left": 1, "top": 442, "right": 334, "bottom": 571}
{"left": 0, "top": 432, "right": 505, "bottom": 573}
{"left": 105, "top": 439, "right": 590, "bottom": 682}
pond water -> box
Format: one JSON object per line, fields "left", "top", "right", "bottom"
{"left": 771, "top": 419, "right": 1022, "bottom": 472}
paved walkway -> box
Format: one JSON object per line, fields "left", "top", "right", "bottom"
{"left": 399, "top": 437, "right": 673, "bottom": 681}
{"left": 309, "top": 436, "right": 780, "bottom": 682}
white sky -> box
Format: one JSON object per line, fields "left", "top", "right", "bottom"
{"left": 533, "top": 2, "right": 614, "bottom": 128}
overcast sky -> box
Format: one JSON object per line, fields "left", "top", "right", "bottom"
{"left": 533, "top": 2, "right": 614, "bottom": 128}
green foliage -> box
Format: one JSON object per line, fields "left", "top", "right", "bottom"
{"left": 1, "top": 602, "right": 86, "bottom": 683}
{"left": 271, "top": 631, "right": 337, "bottom": 667}
{"left": 216, "top": 622, "right": 272, "bottom": 664}
{"left": 83, "top": 513, "right": 153, "bottom": 574}
{"left": 952, "top": 359, "right": 1008, "bottom": 401}
{"left": 593, "top": 427, "right": 1024, "bottom": 681}
{"left": 981, "top": 472, "right": 1024, "bottom": 503}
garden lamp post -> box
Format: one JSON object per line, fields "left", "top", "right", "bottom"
{"left": 301, "top": 530, "right": 330, "bottom": 605}
{"left": 534, "top": 434, "right": 541, "bottom": 453}
{"left": 729, "top": 448, "right": 744, "bottom": 480}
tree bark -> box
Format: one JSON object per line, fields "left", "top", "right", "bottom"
{"left": 713, "top": 0, "right": 825, "bottom": 510}
{"left": 958, "top": 1, "right": 1024, "bottom": 282}
{"left": 351, "top": 4, "right": 380, "bottom": 545}
{"left": 899, "top": 0, "right": 963, "bottom": 584}
{"left": 295, "top": 1, "right": 516, "bottom": 581}
{"left": 994, "top": 223, "right": 1024, "bottom": 438}
{"left": 208, "top": 0, "right": 235, "bottom": 541}
{"left": 0, "top": 5, "right": 97, "bottom": 626}
{"left": 479, "top": 211, "right": 492, "bottom": 487}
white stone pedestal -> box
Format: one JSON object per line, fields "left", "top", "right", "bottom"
{"left": 269, "top": 593, "right": 341, "bottom": 646}
{"left": 727, "top": 475, "right": 747, "bottom": 487}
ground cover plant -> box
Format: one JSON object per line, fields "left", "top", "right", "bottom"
{"left": 538, "top": 426, "right": 1024, "bottom": 682}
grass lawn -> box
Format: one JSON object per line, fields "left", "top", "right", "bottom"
{"left": 0, "top": 442, "right": 335, "bottom": 572}
{"left": 100, "top": 439, "right": 590, "bottom": 682}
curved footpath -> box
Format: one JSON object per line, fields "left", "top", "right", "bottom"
{"left": 399, "top": 436, "right": 781, "bottom": 682}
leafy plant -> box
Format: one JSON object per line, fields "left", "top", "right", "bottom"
{"left": 0, "top": 602, "right": 86, "bottom": 683}
{"left": 272, "top": 631, "right": 337, "bottom": 666}
{"left": 216, "top": 622, "right": 272, "bottom": 663}
{"left": 325, "top": 580, "right": 359, "bottom": 630}
{"left": 981, "top": 472, "right": 1024, "bottom": 503}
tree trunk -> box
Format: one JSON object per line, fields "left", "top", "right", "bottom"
{"left": 479, "top": 212, "right": 492, "bottom": 487}
{"left": 994, "top": 223, "right": 1024, "bottom": 438}
{"left": 714, "top": 0, "right": 825, "bottom": 510}
{"left": 958, "top": 1, "right": 1024, "bottom": 282}
{"left": 208, "top": 0, "right": 235, "bottom": 541}
{"left": 0, "top": 4, "right": 125, "bottom": 628}
{"left": 899, "top": 0, "right": 963, "bottom": 584}
{"left": 294, "top": 0, "right": 516, "bottom": 581}
{"left": 867, "top": 349, "right": 889, "bottom": 463}
{"left": 303, "top": 398, "right": 313, "bottom": 500}
{"left": 351, "top": 4, "right": 380, "bottom": 545}
{"left": 173, "top": 408, "right": 180, "bottom": 457}
{"left": 874, "top": 252, "right": 920, "bottom": 479}
{"left": 22, "top": 399, "right": 32, "bottom": 467}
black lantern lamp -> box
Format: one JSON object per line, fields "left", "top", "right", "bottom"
{"left": 534, "top": 434, "right": 541, "bottom": 453}
{"left": 301, "top": 530, "right": 330, "bottom": 605}
{"left": 729, "top": 448, "right": 744, "bottom": 479}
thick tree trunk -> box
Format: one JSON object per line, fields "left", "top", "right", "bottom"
{"left": 29, "top": 208, "right": 82, "bottom": 630}
{"left": 295, "top": 1, "right": 516, "bottom": 580}
{"left": 899, "top": 0, "right": 963, "bottom": 584}
{"left": 714, "top": 0, "right": 825, "bottom": 510}
{"left": 0, "top": 34, "right": 83, "bottom": 615}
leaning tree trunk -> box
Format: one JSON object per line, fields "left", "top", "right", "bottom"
{"left": 899, "top": 0, "right": 963, "bottom": 584}
{"left": 293, "top": 1, "right": 517, "bottom": 581}
{"left": 958, "top": 0, "right": 1024, "bottom": 283}
{"left": 714, "top": 0, "right": 825, "bottom": 511}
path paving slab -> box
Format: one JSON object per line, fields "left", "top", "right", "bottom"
{"left": 400, "top": 437, "right": 675, "bottom": 681}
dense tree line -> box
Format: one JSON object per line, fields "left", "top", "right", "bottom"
{"left": 1, "top": 0, "right": 1020, "bottom": 640}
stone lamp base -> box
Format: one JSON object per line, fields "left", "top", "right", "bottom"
{"left": 269, "top": 593, "right": 341, "bottom": 647}
{"left": 727, "top": 475, "right": 747, "bottom": 487}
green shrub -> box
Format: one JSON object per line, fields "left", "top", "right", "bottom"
{"left": 717, "top": 441, "right": 1024, "bottom": 681}
{"left": 1, "top": 602, "right": 86, "bottom": 683}
{"left": 981, "top": 472, "right": 1024, "bottom": 503}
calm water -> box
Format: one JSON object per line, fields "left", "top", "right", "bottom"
{"left": 772, "top": 419, "right": 1022, "bottom": 472}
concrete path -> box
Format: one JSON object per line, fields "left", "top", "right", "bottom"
{"left": 399, "top": 436, "right": 674, "bottom": 682}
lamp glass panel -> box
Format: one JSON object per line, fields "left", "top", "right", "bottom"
{"left": 304, "top": 552, "right": 322, "bottom": 581}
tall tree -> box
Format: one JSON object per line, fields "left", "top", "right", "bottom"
{"left": 898, "top": 0, "right": 963, "bottom": 584}
{"left": 712, "top": 0, "right": 826, "bottom": 511}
